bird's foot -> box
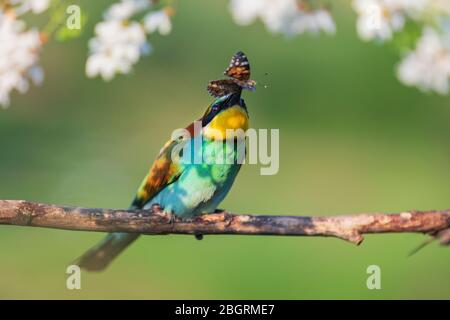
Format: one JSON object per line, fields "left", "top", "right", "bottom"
{"left": 201, "top": 209, "right": 234, "bottom": 226}
{"left": 151, "top": 204, "right": 176, "bottom": 225}
{"left": 151, "top": 203, "right": 163, "bottom": 214}
{"left": 215, "top": 210, "right": 234, "bottom": 227}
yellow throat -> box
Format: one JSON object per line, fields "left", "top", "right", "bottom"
{"left": 203, "top": 105, "right": 249, "bottom": 140}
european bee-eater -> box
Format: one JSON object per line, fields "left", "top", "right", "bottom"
{"left": 77, "top": 51, "right": 255, "bottom": 271}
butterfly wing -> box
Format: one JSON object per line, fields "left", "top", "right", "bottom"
{"left": 224, "top": 51, "right": 251, "bottom": 81}
{"left": 206, "top": 51, "right": 255, "bottom": 98}
{"left": 207, "top": 79, "right": 241, "bottom": 98}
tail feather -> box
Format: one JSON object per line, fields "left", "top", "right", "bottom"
{"left": 76, "top": 233, "right": 140, "bottom": 271}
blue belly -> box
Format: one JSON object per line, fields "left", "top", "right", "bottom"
{"left": 144, "top": 138, "right": 243, "bottom": 217}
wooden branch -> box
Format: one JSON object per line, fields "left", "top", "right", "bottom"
{"left": 0, "top": 200, "right": 449, "bottom": 246}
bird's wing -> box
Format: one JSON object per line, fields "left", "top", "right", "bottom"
{"left": 131, "top": 117, "right": 207, "bottom": 209}
{"left": 78, "top": 122, "right": 201, "bottom": 271}
{"left": 130, "top": 116, "right": 206, "bottom": 209}
{"left": 131, "top": 95, "right": 234, "bottom": 208}
{"left": 131, "top": 138, "right": 183, "bottom": 209}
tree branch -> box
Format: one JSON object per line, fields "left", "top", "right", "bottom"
{"left": 0, "top": 200, "right": 449, "bottom": 246}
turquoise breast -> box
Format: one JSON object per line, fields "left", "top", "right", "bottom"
{"left": 144, "top": 136, "right": 244, "bottom": 217}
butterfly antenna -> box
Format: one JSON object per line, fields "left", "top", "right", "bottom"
{"left": 261, "top": 72, "right": 270, "bottom": 89}
{"left": 408, "top": 237, "right": 435, "bottom": 257}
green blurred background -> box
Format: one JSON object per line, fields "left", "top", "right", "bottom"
{"left": 0, "top": 0, "right": 449, "bottom": 299}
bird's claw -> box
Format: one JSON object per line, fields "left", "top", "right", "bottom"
{"left": 215, "top": 210, "right": 234, "bottom": 227}
{"left": 151, "top": 203, "right": 163, "bottom": 214}
{"left": 151, "top": 204, "right": 176, "bottom": 225}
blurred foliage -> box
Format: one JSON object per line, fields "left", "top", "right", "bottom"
{"left": 0, "top": 0, "right": 449, "bottom": 299}
{"left": 391, "top": 19, "right": 423, "bottom": 53}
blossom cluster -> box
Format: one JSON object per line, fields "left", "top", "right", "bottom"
{"left": 229, "top": 0, "right": 450, "bottom": 94}
{"left": 229, "top": 0, "right": 336, "bottom": 36}
{"left": 353, "top": 0, "right": 450, "bottom": 94}
{"left": 0, "top": 0, "right": 48, "bottom": 107}
{"left": 1, "top": 0, "right": 450, "bottom": 108}
{"left": 86, "top": 0, "right": 174, "bottom": 81}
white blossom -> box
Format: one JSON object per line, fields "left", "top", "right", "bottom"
{"left": 86, "top": 0, "right": 174, "bottom": 81}
{"left": 352, "top": 0, "right": 434, "bottom": 41}
{"left": 0, "top": 13, "right": 44, "bottom": 107}
{"left": 104, "top": 0, "right": 152, "bottom": 21}
{"left": 10, "top": 0, "right": 50, "bottom": 15}
{"left": 229, "top": 0, "right": 268, "bottom": 26}
{"left": 354, "top": 0, "right": 402, "bottom": 41}
{"left": 397, "top": 27, "right": 450, "bottom": 94}
{"left": 426, "top": 0, "right": 450, "bottom": 16}
{"left": 289, "top": 9, "right": 336, "bottom": 35}
{"left": 86, "top": 20, "right": 150, "bottom": 81}
{"left": 229, "top": 0, "right": 335, "bottom": 36}
{"left": 143, "top": 9, "right": 172, "bottom": 35}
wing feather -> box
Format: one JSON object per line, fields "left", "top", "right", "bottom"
{"left": 131, "top": 139, "right": 183, "bottom": 208}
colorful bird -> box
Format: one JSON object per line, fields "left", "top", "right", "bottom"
{"left": 77, "top": 51, "right": 256, "bottom": 271}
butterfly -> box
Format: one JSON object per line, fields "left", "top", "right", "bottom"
{"left": 207, "top": 51, "right": 257, "bottom": 98}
